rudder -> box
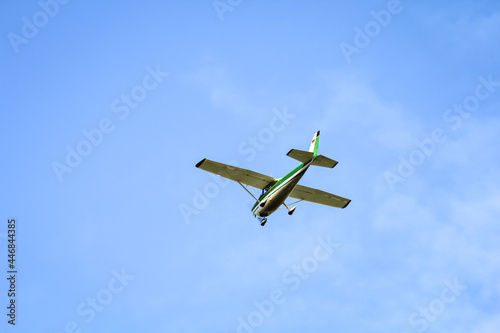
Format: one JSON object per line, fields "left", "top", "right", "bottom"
{"left": 309, "top": 131, "right": 320, "bottom": 158}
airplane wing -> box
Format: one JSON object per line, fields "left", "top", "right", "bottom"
{"left": 289, "top": 184, "right": 350, "bottom": 208}
{"left": 195, "top": 158, "right": 276, "bottom": 189}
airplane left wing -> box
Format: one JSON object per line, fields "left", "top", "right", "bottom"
{"left": 289, "top": 184, "right": 350, "bottom": 208}
{"left": 195, "top": 159, "right": 276, "bottom": 189}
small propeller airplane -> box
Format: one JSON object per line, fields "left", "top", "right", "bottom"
{"left": 196, "top": 131, "right": 350, "bottom": 226}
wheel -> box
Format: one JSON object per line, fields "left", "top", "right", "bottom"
{"left": 260, "top": 218, "right": 267, "bottom": 226}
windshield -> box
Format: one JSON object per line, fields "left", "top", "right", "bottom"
{"left": 262, "top": 187, "right": 269, "bottom": 196}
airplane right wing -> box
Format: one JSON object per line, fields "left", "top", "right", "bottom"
{"left": 195, "top": 158, "right": 277, "bottom": 189}
{"left": 289, "top": 184, "right": 350, "bottom": 208}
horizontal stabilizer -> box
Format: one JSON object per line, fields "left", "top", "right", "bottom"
{"left": 312, "top": 155, "right": 338, "bottom": 168}
{"left": 286, "top": 149, "right": 338, "bottom": 168}
{"left": 287, "top": 149, "right": 314, "bottom": 163}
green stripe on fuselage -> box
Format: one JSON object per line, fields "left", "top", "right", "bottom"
{"left": 251, "top": 161, "right": 311, "bottom": 212}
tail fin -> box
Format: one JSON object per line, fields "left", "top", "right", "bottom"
{"left": 309, "top": 131, "right": 320, "bottom": 158}
{"left": 287, "top": 130, "right": 338, "bottom": 168}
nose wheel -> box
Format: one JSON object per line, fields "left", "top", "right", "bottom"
{"left": 260, "top": 218, "right": 267, "bottom": 226}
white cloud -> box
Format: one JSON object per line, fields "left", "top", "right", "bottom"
{"left": 320, "top": 72, "right": 422, "bottom": 152}
{"left": 180, "top": 65, "right": 260, "bottom": 118}
{"left": 306, "top": 72, "right": 500, "bottom": 329}
{"left": 416, "top": 4, "right": 500, "bottom": 48}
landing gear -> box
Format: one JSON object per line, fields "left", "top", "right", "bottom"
{"left": 283, "top": 202, "right": 297, "bottom": 215}
{"left": 260, "top": 218, "right": 267, "bottom": 226}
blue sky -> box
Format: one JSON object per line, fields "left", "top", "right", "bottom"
{"left": 1, "top": 0, "right": 500, "bottom": 332}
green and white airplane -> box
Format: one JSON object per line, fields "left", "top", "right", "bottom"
{"left": 196, "top": 131, "right": 350, "bottom": 226}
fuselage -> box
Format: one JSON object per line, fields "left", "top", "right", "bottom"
{"left": 251, "top": 160, "right": 312, "bottom": 218}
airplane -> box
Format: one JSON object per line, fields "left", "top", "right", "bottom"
{"left": 195, "top": 131, "right": 350, "bottom": 226}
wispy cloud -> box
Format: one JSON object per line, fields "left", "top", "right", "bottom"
{"left": 320, "top": 72, "right": 422, "bottom": 152}
{"left": 181, "top": 66, "right": 258, "bottom": 117}
{"left": 415, "top": 4, "right": 500, "bottom": 48}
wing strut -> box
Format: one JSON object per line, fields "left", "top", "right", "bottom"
{"left": 278, "top": 199, "right": 303, "bottom": 209}
{"left": 237, "top": 181, "right": 261, "bottom": 203}
{"left": 280, "top": 200, "right": 302, "bottom": 215}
